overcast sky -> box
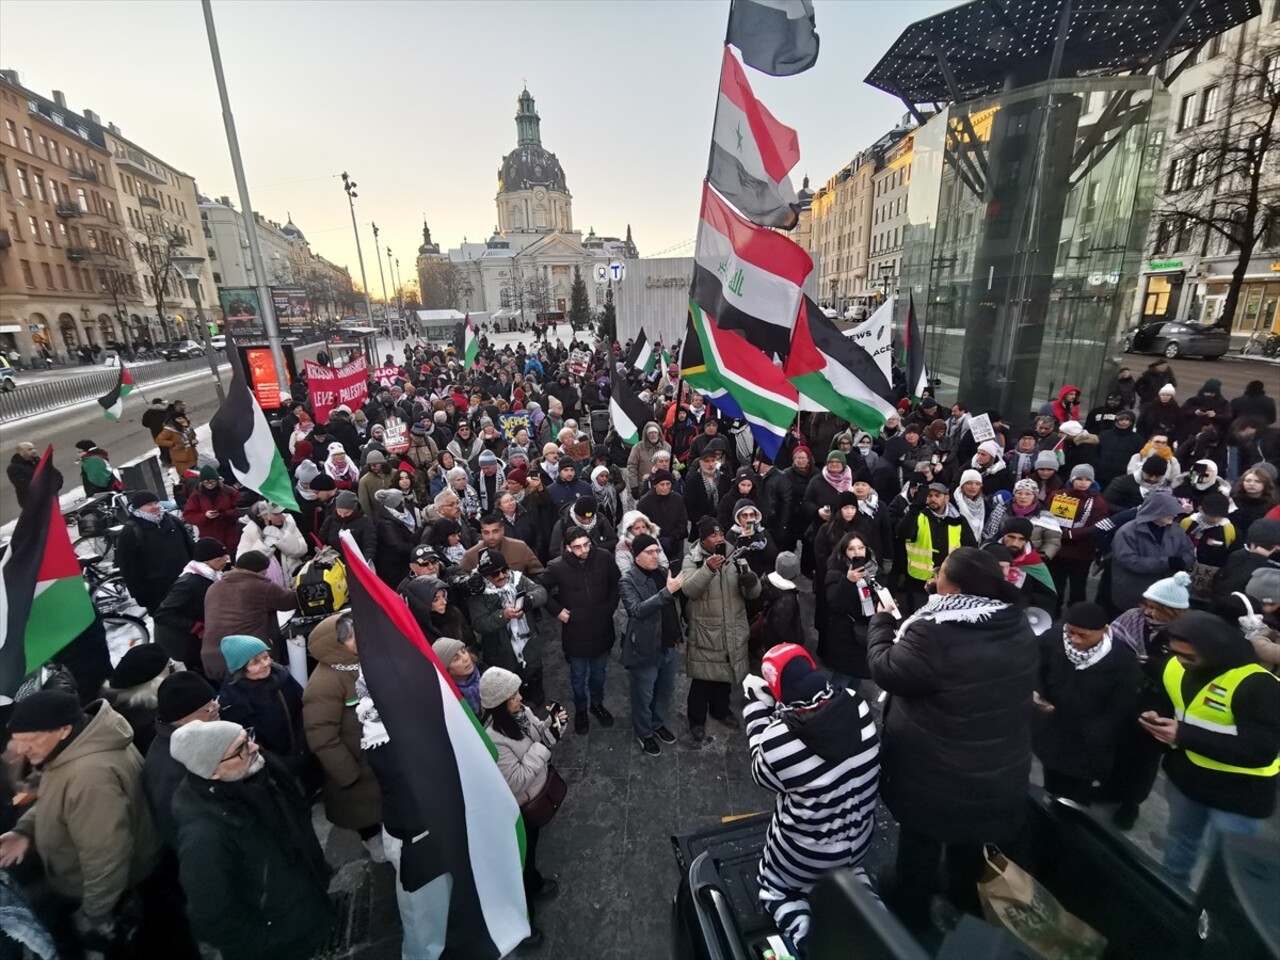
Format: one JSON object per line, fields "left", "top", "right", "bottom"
{"left": 0, "top": 0, "right": 953, "bottom": 289}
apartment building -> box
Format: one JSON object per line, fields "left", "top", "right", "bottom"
{"left": 0, "top": 71, "right": 140, "bottom": 361}
{"left": 869, "top": 128, "right": 914, "bottom": 301}
{"left": 1135, "top": 0, "right": 1280, "bottom": 336}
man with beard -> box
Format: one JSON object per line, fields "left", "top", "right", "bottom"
{"left": 169, "top": 721, "right": 334, "bottom": 960}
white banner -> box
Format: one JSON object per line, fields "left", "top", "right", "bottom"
{"left": 843, "top": 296, "right": 894, "bottom": 385}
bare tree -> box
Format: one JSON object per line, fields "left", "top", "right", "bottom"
{"left": 524, "top": 273, "right": 552, "bottom": 315}
{"left": 419, "top": 259, "right": 475, "bottom": 310}
{"left": 1155, "top": 34, "right": 1280, "bottom": 330}
{"left": 132, "top": 212, "right": 190, "bottom": 344}
{"left": 499, "top": 267, "right": 526, "bottom": 317}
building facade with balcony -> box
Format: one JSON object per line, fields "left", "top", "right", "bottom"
{"left": 200, "top": 196, "right": 309, "bottom": 292}
{"left": 0, "top": 70, "right": 140, "bottom": 363}
{"left": 869, "top": 126, "right": 915, "bottom": 304}
{"left": 1133, "top": 0, "right": 1280, "bottom": 339}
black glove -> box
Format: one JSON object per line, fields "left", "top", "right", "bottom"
{"left": 1168, "top": 556, "right": 1186, "bottom": 572}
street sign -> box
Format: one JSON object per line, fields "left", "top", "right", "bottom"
{"left": 594, "top": 264, "right": 609, "bottom": 284}
{"left": 27, "top": 324, "right": 40, "bottom": 333}
{"left": 608, "top": 261, "right": 626, "bottom": 282}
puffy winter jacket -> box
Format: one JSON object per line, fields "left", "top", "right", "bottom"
{"left": 866, "top": 601, "right": 1037, "bottom": 843}
{"left": 681, "top": 539, "right": 761, "bottom": 684}
{"left": 542, "top": 542, "right": 621, "bottom": 659}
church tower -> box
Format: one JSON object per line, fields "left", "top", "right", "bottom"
{"left": 496, "top": 87, "right": 574, "bottom": 238}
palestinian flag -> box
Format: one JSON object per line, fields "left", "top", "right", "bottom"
{"left": 692, "top": 182, "right": 812, "bottom": 358}
{"left": 680, "top": 299, "right": 797, "bottom": 458}
{"left": 785, "top": 296, "right": 896, "bottom": 433}
{"left": 338, "top": 529, "right": 529, "bottom": 957}
{"left": 610, "top": 366, "right": 651, "bottom": 445}
{"left": 904, "top": 291, "right": 928, "bottom": 402}
{"left": 625, "top": 328, "right": 655, "bottom": 376}
{"left": 727, "top": 0, "right": 819, "bottom": 77}
{"left": 456, "top": 315, "right": 479, "bottom": 369}
{"left": 210, "top": 349, "right": 299, "bottom": 512}
{"left": 709, "top": 48, "right": 801, "bottom": 229}
{"left": 96, "top": 364, "right": 136, "bottom": 421}
{"left": 660, "top": 345, "right": 673, "bottom": 371}
{"left": 1010, "top": 547, "right": 1056, "bottom": 595}
{"left": 0, "top": 447, "right": 95, "bottom": 701}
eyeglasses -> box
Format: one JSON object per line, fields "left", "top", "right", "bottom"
{"left": 219, "top": 727, "right": 256, "bottom": 765}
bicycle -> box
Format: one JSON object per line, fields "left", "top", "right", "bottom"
{"left": 65, "top": 492, "right": 127, "bottom": 565}
{"left": 80, "top": 556, "right": 135, "bottom": 615}
{"left": 1239, "top": 331, "right": 1280, "bottom": 358}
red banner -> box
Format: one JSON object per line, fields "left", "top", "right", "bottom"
{"left": 305, "top": 356, "right": 369, "bottom": 424}
{"left": 372, "top": 365, "right": 403, "bottom": 388}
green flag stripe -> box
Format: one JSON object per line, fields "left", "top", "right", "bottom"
{"left": 28, "top": 575, "right": 94, "bottom": 667}
{"left": 790, "top": 370, "right": 888, "bottom": 433}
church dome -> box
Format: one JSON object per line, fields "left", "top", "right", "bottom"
{"left": 418, "top": 221, "right": 440, "bottom": 257}
{"left": 281, "top": 214, "right": 305, "bottom": 242}
{"left": 498, "top": 144, "right": 567, "bottom": 193}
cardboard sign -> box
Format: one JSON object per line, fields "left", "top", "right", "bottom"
{"left": 499, "top": 412, "right": 530, "bottom": 442}
{"left": 305, "top": 356, "right": 368, "bottom": 424}
{"left": 383, "top": 419, "right": 409, "bottom": 455}
{"left": 969, "top": 413, "right": 996, "bottom": 444}
{"left": 569, "top": 350, "right": 590, "bottom": 376}
{"left": 562, "top": 440, "right": 591, "bottom": 462}
{"left": 372, "top": 365, "right": 403, "bottom": 388}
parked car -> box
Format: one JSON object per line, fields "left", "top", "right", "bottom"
{"left": 0, "top": 354, "right": 15, "bottom": 391}
{"left": 158, "top": 339, "right": 206, "bottom": 360}
{"left": 1124, "top": 320, "right": 1229, "bottom": 359}
{"left": 209, "top": 334, "right": 227, "bottom": 352}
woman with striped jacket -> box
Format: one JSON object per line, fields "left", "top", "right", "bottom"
{"left": 743, "top": 643, "right": 881, "bottom": 952}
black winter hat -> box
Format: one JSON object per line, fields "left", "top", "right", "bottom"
{"left": 837, "top": 491, "right": 860, "bottom": 509}
{"left": 1002, "top": 517, "right": 1034, "bottom": 539}
{"left": 156, "top": 672, "right": 218, "bottom": 723}
{"left": 696, "top": 517, "right": 724, "bottom": 541}
{"left": 8, "top": 690, "right": 82, "bottom": 733}
{"left": 851, "top": 464, "right": 873, "bottom": 485}
{"left": 109, "top": 644, "right": 171, "bottom": 689}
{"left": 193, "top": 537, "right": 227, "bottom": 562}
{"left": 128, "top": 490, "right": 159, "bottom": 508}
{"left": 1142, "top": 455, "right": 1169, "bottom": 477}
{"left": 235, "top": 550, "right": 270, "bottom": 573}
{"left": 1064, "top": 602, "right": 1109, "bottom": 630}
{"left": 631, "top": 533, "right": 659, "bottom": 556}
{"left": 310, "top": 475, "right": 337, "bottom": 491}
{"left": 477, "top": 548, "right": 509, "bottom": 577}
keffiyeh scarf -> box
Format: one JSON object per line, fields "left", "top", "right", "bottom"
{"left": 1063, "top": 626, "right": 1113, "bottom": 670}
{"left": 893, "top": 592, "right": 1010, "bottom": 644}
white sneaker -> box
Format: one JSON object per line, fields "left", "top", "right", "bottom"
{"left": 362, "top": 833, "right": 388, "bottom": 864}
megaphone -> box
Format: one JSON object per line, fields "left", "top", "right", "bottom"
{"left": 1024, "top": 607, "right": 1054, "bottom": 636}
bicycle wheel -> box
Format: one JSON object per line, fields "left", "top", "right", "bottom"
{"left": 91, "top": 575, "right": 133, "bottom": 614}
{"left": 102, "top": 613, "right": 151, "bottom": 648}
{"left": 74, "top": 535, "right": 114, "bottom": 565}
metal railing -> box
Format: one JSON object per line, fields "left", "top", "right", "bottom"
{"left": 0, "top": 338, "right": 325, "bottom": 423}
{"left": 0, "top": 355, "right": 213, "bottom": 422}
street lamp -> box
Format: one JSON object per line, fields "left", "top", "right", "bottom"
{"left": 372, "top": 222, "right": 390, "bottom": 336}
{"left": 171, "top": 254, "right": 225, "bottom": 402}
{"left": 340, "top": 173, "right": 376, "bottom": 336}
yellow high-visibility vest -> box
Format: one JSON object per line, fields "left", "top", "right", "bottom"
{"left": 1163, "top": 659, "right": 1280, "bottom": 778}
{"left": 904, "top": 512, "right": 961, "bottom": 583}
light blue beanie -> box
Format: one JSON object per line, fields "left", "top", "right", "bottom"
{"left": 1142, "top": 571, "right": 1191, "bottom": 610}
{"left": 221, "top": 634, "right": 269, "bottom": 673}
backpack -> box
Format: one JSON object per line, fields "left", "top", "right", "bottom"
{"left": 294, "top": 547, "right": 348, "bottom": 616}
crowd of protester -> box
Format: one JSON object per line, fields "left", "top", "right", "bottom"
{"left": 3, "top": 338, "right": 1279, "bottom": 958}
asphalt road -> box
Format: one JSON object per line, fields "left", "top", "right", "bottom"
{"left": 2, "top": 344, "right": 1273, "bottom": 528}
{"left": 0, "top": 344, "right": 322, "bottom": 527}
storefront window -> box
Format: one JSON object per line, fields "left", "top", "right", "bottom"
{"left": 1143, "top": 275, "right": 1171, "bottom": 317}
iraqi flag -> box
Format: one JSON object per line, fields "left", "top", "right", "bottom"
{"left": 610, "top": 366, "right": 652, "bottom": 445}
{"left": 625, "top": 328, "right": 655, "bottom": 377}
{"left": 785, "top": 296, "right": 897, "bottom": 433}
{"left": 456, "top": 315, "right": 479, "bottom": 369}
{"left": 96, "top": 364, "right": 136, "bottom": 421}
{"left": 680, "top": 299, "right": 797, "bottom": 458}
{"left": 0, "top": 447, "right": 95, "bottom": 701}
{"left": 710, "top": 48, "right": 801, "bottom": 230}
{"left": 904, "top": 291, "right": 928, "bottom": 401}
{"left": 692, "top": 182, "right": 812, "bottom": 358}
{"left": 727, "top": 0, "right": 819, "bottom": 77}
{"left": 338, "top": 529, "right": 529, "bottom": 957}
{"left": 210, "top": 349, "right": 300, "bottom": 512}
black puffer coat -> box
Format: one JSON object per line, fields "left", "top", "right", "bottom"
{"left": 153, "top": 570, "right": 215, "bottom": 671}
{"left": 541, "top": 542, "right": 621, "bottom": 659}
{"left": 866, "top": 602, "right": 1037, "bottom": 843}
{"left": 116, "top": 514, "right": 194, "bottom": 612}
{"left": 1032, "top": 628, "right": 1140, "bottom": 783}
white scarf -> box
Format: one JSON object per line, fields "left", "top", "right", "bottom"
{"left": 180, "top": 559, "right": 221, "bottom": 581}
{"left": 956, "top": 494, "right": 987, "bottom": 543}
{"left": 1063, "top": 626, "right": 1113, "bottom": 670}
{"left": 856, "top": 492, "right": 880, "bottom": 518}
{"left": 354, "top": 670, "right": 388, "bottom": 750}
{"left": 484, "top": 571, "right": 531, "bottom": 665}
{"left": 893, "top": 592, "right": 1010, "bottom": 644}
{"left": 325, "top": 455, "right": 358, "bottom": 482}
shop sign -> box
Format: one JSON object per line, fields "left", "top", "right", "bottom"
{"left": 1147, "top": 260, "right": 1183, "bottom": 272}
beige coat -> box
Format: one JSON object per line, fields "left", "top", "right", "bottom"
{"left": 156, "top": 423, "right": 198, "bottom": 475}
{"left": 302, "top": 615, "right": 381, "bottom": 830}
{"left": 15, "top": 701, "right": 161, "bottom": 924}
{"left": 680, "top": 539, "right": 761, "bottom": 685}
{"left": 486, "top": 707, "right": 556, "bottom": 805}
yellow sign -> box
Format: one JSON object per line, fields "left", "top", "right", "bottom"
{"left": 1270, "top": 262, "right": 1280, "bottom": 271}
